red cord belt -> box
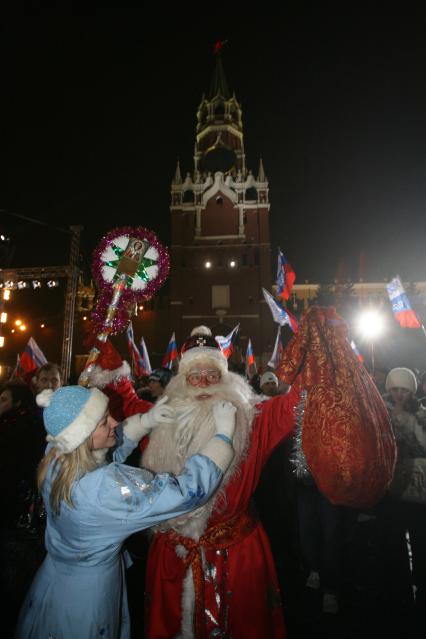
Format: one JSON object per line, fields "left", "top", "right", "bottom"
{"left": 166, "top": 507, "right": 258, "bottom": 638}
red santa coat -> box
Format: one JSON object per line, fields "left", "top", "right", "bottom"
{"left": 144, "top": 385, "right": 299, "bottom": 639}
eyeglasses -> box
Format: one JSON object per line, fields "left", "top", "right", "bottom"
{"left": 186, "top": 369, "right": 221, "bottom": 386}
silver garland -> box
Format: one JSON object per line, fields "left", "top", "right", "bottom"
{"left": 289, "top": 390, "right": 312, "bottom": 478}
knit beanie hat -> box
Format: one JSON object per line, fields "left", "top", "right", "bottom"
{"left": 37, "top": 385, "right": 109, "bottom": 453}
{"left": 148, "top": 368, "right": 173, "bottom": 388}
{"left": 385, "top": 367, "right": 418, "bottom": 394}
{"left": 179, "top": 326, "right": 228, "bottom": 375}
{"left": 260, "top": 371, "right": 279, "bottom": 387}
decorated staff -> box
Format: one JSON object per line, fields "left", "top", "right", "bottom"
{"left": 79, "top": 226, "right": 169, "bottom": 386}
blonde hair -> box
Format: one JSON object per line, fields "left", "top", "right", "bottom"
{"left": 37, "top": 439, "right": 98, "bottom": 516}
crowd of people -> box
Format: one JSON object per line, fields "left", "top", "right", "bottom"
{"left": 0, "top": 323, "right": 425, "bottom": 638}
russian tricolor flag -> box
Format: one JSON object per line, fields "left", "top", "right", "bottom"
{"left": 215, "top": 324, "right": 239, "bottom": 359}
{"left": 162, "top": 332, "right": 178, "bottom": 370}
{"left": 17, "top": 337, "right": 47, "bottom": 379}
{"left": 276, "top": 249, "right": 296, "bottom": 301}
{"left": 245, "top": 338, "right": 256, "bottom": 377}
{"left": 268, "top": 326, "right": 284, "bottom": 369}
{"left": 126, "top": 322, "right": 144, "bottom": 377}
{"left": 386, "top": 276, "right": 421, "bottom": 329}
{"left": 138, "top": 336, "right": 152, "bottom": 375}
{"left": 262, "top": 288, "right": 299, "bottom": 333}
{"left": 350, "top": 340, "right": 364, "bottom": 364}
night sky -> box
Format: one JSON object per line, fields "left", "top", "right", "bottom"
{"left": 2, "top": 5, "right": 426, "bottom": 284}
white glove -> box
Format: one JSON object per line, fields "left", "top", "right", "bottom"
{"left": 123, "top": 396, "right": 174, "bottom": 442}
{"left": 140, "top": 395, "right": 174, "bottom": 431}
{"left": 212, "top": 400, "right": 236, "bottom": 439}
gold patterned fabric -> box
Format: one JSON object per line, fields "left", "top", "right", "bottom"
{"left": 277, "top": 306, "right": 397, "bottom": 508}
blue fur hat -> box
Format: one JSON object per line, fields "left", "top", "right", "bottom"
{"left": 37, "top": 385, "right": 109, "bottom": 453}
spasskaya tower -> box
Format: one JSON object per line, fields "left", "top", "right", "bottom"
{"left": 169, "top": 45, "right": 273, "bottom": 361}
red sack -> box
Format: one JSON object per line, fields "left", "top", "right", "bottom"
{"left": 277, "top": 306, "right": 396, "bottom": 508}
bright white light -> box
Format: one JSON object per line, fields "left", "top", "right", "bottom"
{"left": 0, "top": 312, "right": 6, "bottom": 323}
{"left": 0, "top": 336, "right": 4, "bottom": 347}
{"left": 3, "top": 289, "right": 10, "bottom": 300}
{"left": 205, "top": 261, "right": 212, "bottom": 269}
{"left": 229, "top": 260, "right": 236, "bottom": 268}
{"left": 357, "top": 310, "right": 385, "bottom": 339}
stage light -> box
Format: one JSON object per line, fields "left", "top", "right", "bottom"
{"left": 229, "top": 260, "right": 236, "bottom": 268}
{"left": 32, "top": 280, "right": 41, "bottom": 289}
{"left": 4, "top": 281, "right": 15, "bottom": 289}
{"left": 205, "top": 261, "right": 212, "bottom": 269}
{"left": 82, "top": 316, "right": 87, "bottom": 321}
{"left": 3, "top": 289, "right": 10, "bottom": 300}
{"left": 357, "top": 310, "right": 385, "bottom": 339}
{"left": 15, "top": 319, "right": 22, "bottom": 326}
{"left": 17, "top": 281, "right": 28, "bottom": 289}
{"left": 356, "top": 309, "right": 386, "bottom": 374}
{"left": 40, "top": 323, "right": 45, "bottom": 328}
{"left": 0, "top": 313, "right": 6, "bottom": 323}
{"left": 19, "top": 324, "right": 27, "bottom": 331}
{"left": 47, "top": 280, "right": 59, "bottom": 288}
{"left": 0, "top": 336, "right": 4, "bottom": 347}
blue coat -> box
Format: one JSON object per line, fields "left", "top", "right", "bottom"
{"left": 15, "top": 427, "right": 223, "bottom": 638}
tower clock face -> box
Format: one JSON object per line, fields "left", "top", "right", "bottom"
{"left": 202, "top": 146, "right": 237, "bottom": 173}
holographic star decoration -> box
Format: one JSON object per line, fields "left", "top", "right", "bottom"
{"left": 104, "top": 242, "right": 158, "bottom": 285}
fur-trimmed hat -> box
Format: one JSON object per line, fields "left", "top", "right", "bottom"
{"left": 179, "top": 326, "right": 228, "bottom": 375}
{"left": 385, "top": 367, "right": 417, "bottom": 394}
{"left": 37, "top": 385, "right": 109, "bottom": 453}
{"left": 84, "top": 339, "right": 131, "bottom": 389}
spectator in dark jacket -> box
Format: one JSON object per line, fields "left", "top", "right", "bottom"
{"left": 0, "top": 380, "right": 46, "bottom": 635}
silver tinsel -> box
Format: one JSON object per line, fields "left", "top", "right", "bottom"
{"left": 289, "top": 390, "right": 312, "bottom": 479}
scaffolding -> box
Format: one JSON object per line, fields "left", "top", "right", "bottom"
{"left": 0, "top": 226, "right": 82, "bottom": 380}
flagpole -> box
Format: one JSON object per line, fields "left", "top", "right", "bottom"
{"left": 370, "top": 341, "right": 375, "bottom": 375}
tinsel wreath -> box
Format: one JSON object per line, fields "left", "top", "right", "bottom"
{"left": 91, "top": 225, "right": 170, "bottom": 335}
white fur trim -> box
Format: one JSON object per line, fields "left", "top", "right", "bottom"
{"left": 48, "top": 388, "right": 109, "bottom": 453}
{"left": 179, "top": 349, "right": 228, "bottom": 375}
{"left": 92, "top": 448, "right": 109, "bottom": 465}
{"left": 87, "top": 361, "right": 131, "bottom": 389}
{"left": 180, "top": 567, "right": 195, "bottom": 639}
{"left": 123, "top": 413, "right": 151, "bottom": 442}
{"left": 175, "top": 544, "right": 188, "bottom": 559}
{"left": 199, "top": 437, "right": 234, "bottom": 472}
{"left": 36, "top": 389, "right": 54, "bottom": 408}
{"left": 190, "top": 325, "right": 212, "bottom": 337}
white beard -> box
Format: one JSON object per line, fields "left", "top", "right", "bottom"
{"left": 141, "top": 370, "right": 258, "bottom": 540}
